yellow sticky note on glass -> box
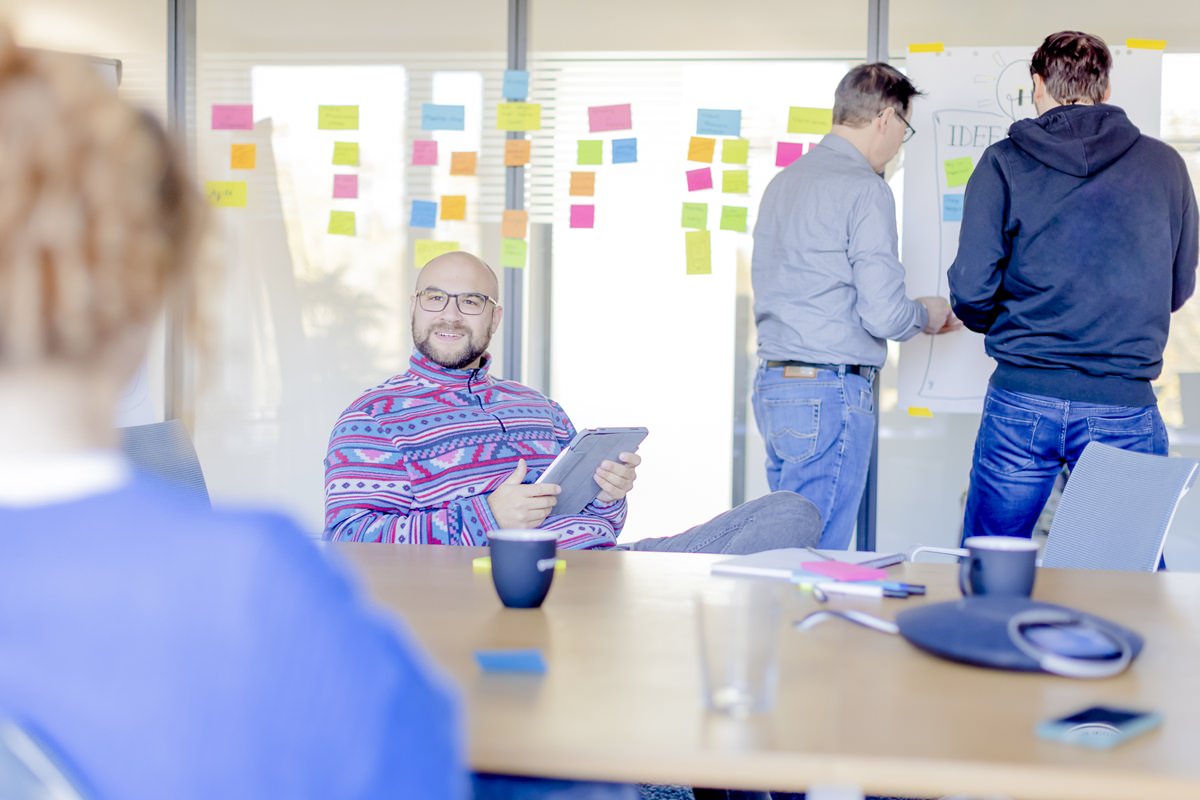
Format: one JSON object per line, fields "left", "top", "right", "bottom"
{"left": 681, "top": 202, "right": 707, "bottom": 230}
{"left": 450, "top": 151, "right": 477, "bottom": 176}
{"left": 415, "top": 240, "right": 460, "bottom": 267}
{"left": 787, "top": 107, "right": 833, "bottom": 135}
{"left": 577, "top": 140, "right": 603, "bottom": 165}
{"left": 944, "top": 157, "right": 974, "bottom": 188}
{"left": 688, "top": 136, "right": 716, "bottom": 163}
{"left": 318, "top": 105, "right": 359, "bottom": 130}
{"left": 501, "top": 209, "right": 528, "bottom": 239}
{"left": 722, "top": 138, "right": 749, "bottom": 164}
{"left": 497, "top": 102, "right": 542, "bottom": 131}
{"left": 720, "top": 205, "right": 748, "bottom": 232}
{"left": 505, "top": 139, "right": 531, "bottom": 166}
{"left": 500, "top": 238, "right": 527, "bottom": 269}
{"left": 908, "top": 406, "right": 934, "bottom": 418}
{"left": 332, "top": 141, "right": 359, "bottom": 166}
{"left": 230, "top": 144, "right": 256, "bottom": 170}
{"left": 205, "top": 181, "right": 247, "bottom": 207}
{"left": 440, "top": 195, "right": 466, "bottom": 221}
{"left": 685, "top": 230, "right": 712, "bottom": 276}
{"left": 327, "top": 210, "right": 356, "bottom": 236}
{"left": 569, "top": 171, "right": 596, "bottom": 197}
{"left": 722, "top": 170, "right": 749, "bottom": 194}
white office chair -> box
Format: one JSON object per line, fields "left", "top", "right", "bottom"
{"left": 0, "top": 719, "right": 87, "bottom": 800}
{"left": 118, "top": 419, "right": 210, "bottom": 507}
{"left": 912, "top": 441, "right": 1200, "bottom": 572}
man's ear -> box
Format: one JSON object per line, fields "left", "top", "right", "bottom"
{"left": 1032, "top": 74, "right": 1048, "bottom": 104}
{"left": 490, "top": 305, "right": 504, "bottom": 337}
{"left": 1102, "top": 81, "right": 1113, "bottom": 103}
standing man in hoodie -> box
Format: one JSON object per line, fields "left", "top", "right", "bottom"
{"left": 949, "top": 30, "right": 1199, "bottom": 540}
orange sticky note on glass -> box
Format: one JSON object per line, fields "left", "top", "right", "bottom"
{"left": 569, "top": 171, "right": 595, "bottom": 197}
{"left": 230, "top": 144, "right": 256, "bottom": 170}
{"left": 440, "top": 195, "right": 466, "bottom": 221}
{"left": 688, "top": 136, "right": 716, "bottom": 163}
{"left": 505, "top": 139, "right": 531, "bottom": 166}
{"left": 501, "top": 209, "right": 528, "bottom": 239}
{"left": 450, "top": 151, "right": 477, "bottom": 176}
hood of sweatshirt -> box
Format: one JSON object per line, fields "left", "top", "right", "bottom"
{"left": 1007, "top": 103, "right": 1140, "bottom": 178}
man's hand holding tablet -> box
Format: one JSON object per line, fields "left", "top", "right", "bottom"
{"left": 535, "top": 427, "right": 649, "bottom": 516}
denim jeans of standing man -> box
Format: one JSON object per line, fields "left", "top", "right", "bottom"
{"left": 962, "top": 384, "right": 1169, "bottom": 540}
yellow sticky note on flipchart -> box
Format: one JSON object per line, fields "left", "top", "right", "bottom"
{"left": 497, "top": 102, "right": 542, "bottom": 131}
{"left": 944, "top": 157, "right": 974, "bottom": 188}
{"left": 415, "top": 240, "right": 460, "bottom": 267}
{"left": 908, "top": 407, "right": 934, "bottom": 418}
{"left": 685, "top": 230, "right": 712, "bottom": 276}
{"left": 327, "top": 210, "right": 356, "bottom": 236}
{"left": 205, "top": 181, "right": 247, "bottom": 207}
{"left": 230, "top": 144, "right": 256, "bottom": 170}
{"left": 721, "top": 138, "right": 749, "bottom": 164}
{"left": 332, "top": 142, "right": 359, "bottom": 166}
{"left": 722, "top": 170, "right": 749, "bottom": 194}
{"left": 318, "top": 105, "right": 359, "bottom": 130}
{"left": 787, "top": 107, "right": 833, "bottom": 135}
{"left": 688, "top": 136, "right": 716, "bottom": 163}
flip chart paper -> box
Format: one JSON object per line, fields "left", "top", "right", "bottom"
{"left": 332, "top": 141, "right": 359, "bottom": 166}
{"left": 787, "top": 107, "right": 833, "bottom": 135}
{"left": 577, "top": 140, "right": 603, "bottom": 165}
{"left": 721, "top": 138, "right": 749, "bottom": 164}
{"left": 415, "top": 240, "right": 459, "bottom": 267}
{"left": 327, "top": 210, "right": 355, "bottom": 236}
{"left": 681, "top": 202, "right": 707, "bottom": 229}
{"left": 332, "top": 174, "right": 358, "bottom": 199}
{"left": 412, "top": 139, "right": 438, "bottom": 166}
{"left": 503, "top": 69, "right": 530, "bottom": 100}
{"left": 588, "top": 103, "right": 632, "bottom": 132}
{"left": 696, "top": 108, "right": 741, "bottom": 137}
{"left": 944, "top": 157, "right": 974, "bottom": 188}
{"left": 500, "top": 238, "right": 527, "bottom": 268}
{"left": 685, "top": 230, "right": 711, "bottom": 275}
{"left": 722, "top": 170, "right": 749, "bottom": 194}
{"left": 720, "top": 205, "right": 748, "bottom": 232}
{"left": 450, "top": 151, "right": 477, "bottom": 175}
{"left": 569, "top": 171, "right": 596, "bottom": 197}
{"left": 570, "top": 204, "right": 595, "bottom": 229}
{"left": 686, "top": 167, "right": 713, "bottom": 192}
{"left": 612, "top": 138, "right": 637, "bottom": 164}
{"left": 212, "top": 104, "right": 252, "bottom": 130}
{"left": 501, "top": 210, "right": 528, "bottom": 239}
{"left": 688, "top": 136, "right": 716, "bottom": 163}
{"left": 230, "top": 144, "right": 256, "bottom": 170}
{"left": 318, "top": 105, "right": 359, "bottom": 130}
{"left": 505, "top": 139, "right": 531, "bottom": 166}
{"left": 775, "top": 142, "right": 805, "bottom": 167}
{"left": 205, "top": 181, "right": 247, "bottom": 207}
{"left": 440, "top": 195, "right": 466, "bottom": 221}
{"left": 410, "top": 200, "right": 437, "bottom": 228}
{"left": 497, "top": 102, "right": 541, "bottom": 131}
{"left": 421, "top": 103, "right": 465, "bottom": 131}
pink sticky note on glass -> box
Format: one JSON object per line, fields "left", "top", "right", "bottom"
{"left": 776, "top": 142, "right": 806, "bottom": 167}
{"left": 570, "top": 204, "right": 595, "bottom": 229}
{"left": 212, "top": 104, "right": 253, "bottom": 130}
{"left": 800, "top": 562, "right": 889, "bottom": 582}
{"left": 412, "top": 139, "right": 438, "bottom": 166}
{"left": 333, "top": 174, "right": 358, "bottom": 199}
{"left": 588, "top": 103, "right": 633, "bottom": 133}
{"left": 686, "top": 167, "right": 713, "bottom": 192}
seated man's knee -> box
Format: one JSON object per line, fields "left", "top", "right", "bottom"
{"left": 743, "top": 491, "right": 822, "bottom": 549}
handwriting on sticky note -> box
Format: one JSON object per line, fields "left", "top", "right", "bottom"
{"left": 212, "top": 104, "right": 252, "bottom": 130}
{"left": 505, "top": 139, "right": 531, "bottom": 166}
{"left": 688, "top": 136, "right": 716, "bottom": 163}
{"left": 205, "top": 181, "right": 247, "bottom": 207}
{"left": 722, "top": 170, "right": 749, "bottom": 194}
{"left": 569, "top": 171, "right": 595, "bottom": 197}
{"left": 332, "top": 141, "right": 359, "bottom": 166}
{"left": 588, "top": 103, "right": 632, "bottom": 133}
{"left": 722, "top": 138, "right": 749, "bottom": 165}
{"left": 686, "top": 167, "right": 713, "bottom": 192}
{"left": 577, "top": 140, "right": 603, "bottom": 165}
{"left": 503, "top": 69, "right": 530, "bottom": 101}
{"left": 501, "top": 209, "right": 528, "bottom": 239}
{"left": 681, "top": 202, "right": 707, "bottom": 230}
{"left": 230, "top": 144, "right": 256, "bottom": 170}
{"left": 685, "top": 230, "right": 711, "bottom": 275}
{"left": 412, "top": 139, "right": 438, "bottom": 166}
{"left": 570, "top": 204, "right": 594, "bottom": 229}
{"left": 944, "top": 157, "right": 974, "bottom": 188}
{"left": 474, "top": 648, "right": 547, "bottom": 674}
{"left": 800, "top": 562, "right": 888, "bottom": 582}
{"left": 612, "top": 137, "right": 637, "bottom": 164}
{"left": 696, "top": 108, "right": 741, "bottom": 137}
{"left": 332, "top": 174, "right": 358, "bottom": 199}
{"left": 776, "top": 142, "right": 805, "bottom": 167}
{"left": 327, "top": 210, "right": 355, "bottom": 236}
{"left": 410, "top": 200, "right": 437, "bottom": 229}
{"left": 421, "top": 103, "right": 465, "bottom": 131}
{"left": 497, "top": 102, "right": 541, "bottom": 131}
{"left": 500, "top": 238, "right": 527, "bottom": 269}
{"left": 787, "top": 107, "right": 833, "bottom": 135}
{"left": 415, "top": 240, "right": 460, "bottom": 267}
{"left": 720, "top": 205, "right": 748, "bottom": 232}
{"left": 318, "top": 105, "right": 359, "bottom": 130}
{"left": 943, "top": 194, "right": 964, "bottom": 222}
{"left": 450, "top": 151, "right": 477, "bottom": 176}
{"left": 440, "top": 195, "right": 466, "bottom": 221}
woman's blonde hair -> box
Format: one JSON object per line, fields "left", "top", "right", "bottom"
{"left": 0, "top": 28, "right": 206, "bottom": 367}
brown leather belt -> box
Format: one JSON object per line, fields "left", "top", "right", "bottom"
{"left": 765, "top": 360, "right": 876, "bottom": 377}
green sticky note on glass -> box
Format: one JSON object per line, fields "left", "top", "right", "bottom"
{"left": 318, "top": 105, "right": 359, "bottom": 130}
{"left": 721, "top": 138, "right": 749, "bottom": 164}
{"left": 500, "top": 238, "right": 527, "bottom": 269}
{"left": 944, "top": 156, "right": 974, "bottom": 188}
{"left": 722, "top": 170, "right": 749, "bottom": 194}
{"left": 332, "top": 142, "right": 359, "bottom": 166}
{"left": 720, "top": 205, "right": 748, "bottom": 232}
{"left": 577, "top": 140, "right": 603, "bottom": 165}
{"left": 681, "top": 202, "right": 708, "bottom": 230}
{"left": 787, "top": 106, "right": 833, "bottom": 135}
{"left": 328, "top": 210, "right": 356, "bottom": 236}
{"left": 685, "top": 229, "right": 711, "bottom": 275}
{"left": 415, "top": 240, "right": 460, "bottom": 267}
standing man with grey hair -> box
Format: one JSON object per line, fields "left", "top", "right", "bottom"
{"left": 950, "top": 31, "right": 1198, "bottom": 540}
{"left": 752, "top": 63, "right": 959, "bottom": 550}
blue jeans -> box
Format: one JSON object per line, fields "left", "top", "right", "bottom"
{"left": 751, "top": 364, "right": 875, "bottom": 549}
{"left": 625, "top": 492, "right": 821, "bottom": 554}
{"left": 963, "top": 385, "right": 1168, "bottom": 540}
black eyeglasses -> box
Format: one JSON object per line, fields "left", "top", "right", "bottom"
{"left": 415, "top": 288, "right": 498, "bottom": 315}
{"left": 881, "top": 108, "right": 916, "bottom": 143}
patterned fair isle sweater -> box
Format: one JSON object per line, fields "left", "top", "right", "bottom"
{"left": 324, "top": 353, "right": 625, "bottom": 549}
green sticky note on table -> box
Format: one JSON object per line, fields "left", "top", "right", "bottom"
{"left": 415, "top": 239, "right": 460, "bottom": 267}
{"left": 722, "top": 170, "right": 749, "bottom": 194}
{"left": 944, "top": 156, "right": 974, "bottom": 188}
{"left": 681, "top": 202, "right": 708, "bottom": 230}
{"left": 332, "top": 141, "right": 359, "bottom": 166}
{"left": 328, "top": 210, "right": 356, "bottom": 236}
{"left": 318, "top": 105, "right": 359, "bottom": 130}
{"left": 787, "top": 106, "right": 833, "bottom": 135}
{"left": 500, "top": 238, "right": 527, "bottom": 268}
{"left": 720, "top": 205, "right": 748, "bottom": 232}
{"left": 685, "top": 230, "right": 711, "bottom": 275}
{"left": 721, "top": 138, "right": 749, "bottom": 164}
{"left": 577, "top": 140, "right": 603, "bottom": 165}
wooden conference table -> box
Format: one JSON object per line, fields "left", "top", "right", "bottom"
{"left": 330, "top": 543, "right": 1200, "bottom": 799}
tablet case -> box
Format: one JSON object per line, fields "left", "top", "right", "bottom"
{"left": 538, "top": 427, "right": 647, "bottom": 515}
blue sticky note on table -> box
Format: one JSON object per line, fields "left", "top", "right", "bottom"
{"left": 421, "top": 103, "right": 465, "bottom": 131}
{"left": 475, "top": 649, "right": 547, "bottom": 674}
{"left": 410, "top": 199, "right": 438, "bottom": 228}
{"left": 503, "top": 69, "right": 530, "bottom": 100}
{"left": 612, "top": 137, "right": 638, "bottom": 164}
{"left": 943, "top": 194, "right": 964, "bottom": 222}
{"left": 697, "top": 108, "right": 742, "bottom": 137}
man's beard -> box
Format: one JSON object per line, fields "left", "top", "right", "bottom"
{"left": 413, "top": 323, "right": 489, "bottom": 370}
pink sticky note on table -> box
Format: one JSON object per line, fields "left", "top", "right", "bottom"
{"left": 570, "top": 204, "right": 595, "bottom": 229}
{"left": 776, "top": 142, "right": 806, "bottom": 167}
{"left": 212, "top": 104, "right": 253, "bottom": 130}
{"left": 588, "top": 103, "right": 633, "bottom": 132}
{"left": 333, "top": 174, "right": 358, "bottom": 199}
{"left": 686, "top": 167, "right": 713, "bottom": 192}
{"left": 412, "top": 139, "right": 438, "bottom": 166}
{"left": 800, "top": 561, "right": 889, "bottom": 582}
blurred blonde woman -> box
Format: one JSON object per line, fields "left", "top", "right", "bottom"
{"left": 0, "top": 30, "right": 462, "bottom": 800}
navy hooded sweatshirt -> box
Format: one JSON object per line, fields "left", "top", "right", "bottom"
{"left": 948, "top": 103, "right": 1198, "bottom": 406}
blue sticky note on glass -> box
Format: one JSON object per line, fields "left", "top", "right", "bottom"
{"left": 696, "top": 108, "right": 742, "bottom": 137}
{"left": 474, "top": 649, "right": 547, "bottom": 674}
{"left": 503, "top": 69, "right": 530, "bottom": 101}
{"left": 410, "top": 199, "right": 438, "bottom": 228}
{"left": 943, "top": 194, "right": 964, "bottom": 222}
{"left": 612, "top": 137, "right": 638, "bottom": 164}
{"left": 421, "top": 103, "right": 465, "bottom": 131}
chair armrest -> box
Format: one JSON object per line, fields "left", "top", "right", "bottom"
{"left": 908, "top": 545, "right": 969, "bottom": 562}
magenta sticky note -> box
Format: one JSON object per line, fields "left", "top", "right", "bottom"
{"left": 800, "top": 562, "right": 889, "bottom": 582}
{"left": 212, "top": 104, "right": 253, "bottom": 130}
{"left": 588, "top": 103, "right": 633, "bottom": 133}
{"left": 333, "top": 174, "right": 358, "bottom": 199}
{"left": 570, "top": 204, "right": 595, "bottom": 229}
{"left": 412, "top": 139, "right": 438, "bottom": 166}
{"left": 775, "top": 142, "right": 805, "bottom": 167}
{"left": 686, "top": 167, "right": 713, "bottom": 192}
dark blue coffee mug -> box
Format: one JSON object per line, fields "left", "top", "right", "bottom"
{"left": 489, "top": 530, "right": 559, "bottom": 609}
{"left": 959, "top": 536, "right": 1039, "bottom": 598}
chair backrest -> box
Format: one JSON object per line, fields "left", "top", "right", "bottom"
{"left": 118, "top": 419, "right": 210, "bottom": 507}
{"left": 1042, "top": 442, "right": 1200, "bottom": 571}
{"left": 0, "top": 719, "right": 87, "bottom": 800}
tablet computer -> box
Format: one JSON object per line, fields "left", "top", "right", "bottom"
{"left": 535, "top": 427, "right": 648, "bottom": 515}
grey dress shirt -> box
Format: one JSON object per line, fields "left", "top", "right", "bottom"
{"left": 752, "top": 132, "right": 927, "bottom": 368}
